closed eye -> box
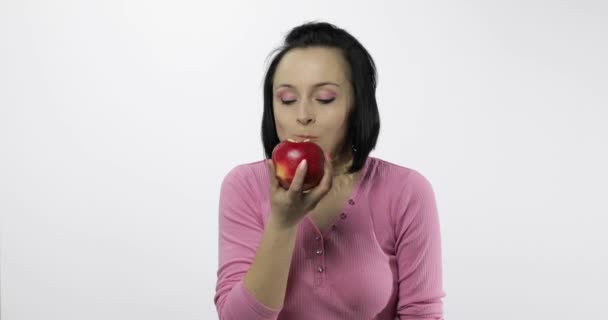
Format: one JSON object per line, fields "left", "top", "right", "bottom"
{"left": 280, "top": 98, "right": 336, "bottom": 105}
{"left": 318, "top": 98, "right": 335, "bottom": 104}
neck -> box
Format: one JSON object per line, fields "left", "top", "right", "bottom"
{"left": 331, "top": 149, "right": 355, "bottom": 177}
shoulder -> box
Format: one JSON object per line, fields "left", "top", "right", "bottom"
{"left": 222, "top": 159, "right": 267, "bottom": 183}
{"left": 367, "top": 157, "right": 437, "bottom": 222}
{"left": 367, "top": 157, "right": 434, "bottom": 193}
{"left": 218, "top": 161, "right": 271, "bottom": 228}
{"left": 220, "top": 159, "right": 270, "bottom": 199}
{"left": 369, "top": 158, "right": 439, "bottom": 232}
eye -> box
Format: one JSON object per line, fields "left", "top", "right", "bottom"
{"left": 279, "top": 98, "right": 335, "bottom": 105}
{"left": 317, "top": 98, "right": 335, "bottom": 104}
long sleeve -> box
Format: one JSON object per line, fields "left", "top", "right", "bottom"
{"left": 214, "top": 166, "right": 282, "bottom": 320}
{"left": 393, "top": 170, "right": 446, "bottom": 320}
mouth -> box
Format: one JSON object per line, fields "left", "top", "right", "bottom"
{"left": 295, "top": 135, "right": 318, "bottom": 141}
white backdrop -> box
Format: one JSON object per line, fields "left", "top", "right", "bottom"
{"left": 1, "top": 1, "right": 607, "bottom": 319}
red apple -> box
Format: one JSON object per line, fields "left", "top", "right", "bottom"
{"left": 271, "top": 139, "right": 325, "bottom": 191}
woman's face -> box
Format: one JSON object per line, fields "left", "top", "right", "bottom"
{"left": 272, "top": 47, "right": 353, "bottom": 161}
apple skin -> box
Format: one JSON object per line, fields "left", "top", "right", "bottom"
{"left": 271, "top": 139, "right": 325, "bottom": 191}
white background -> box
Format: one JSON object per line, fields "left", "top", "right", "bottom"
{"left": 1, "top": 1, "right": 607, "bottom": 319}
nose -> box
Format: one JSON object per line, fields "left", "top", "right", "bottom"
{"left": 296, "top": 102, "right": 315, "bottom": 126}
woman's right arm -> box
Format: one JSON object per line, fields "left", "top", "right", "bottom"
{"left": 214, "top": 158, "right": 332, "bottom": 320}
{"left": 242, "top": 213, "right": 298, "bottom": 309}
{"left": 217, "top": 215, "right": 297, "bottom": 319}
{"left": 214, "top": 166, "right": 286, "bottom": 320}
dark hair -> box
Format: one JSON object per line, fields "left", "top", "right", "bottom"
{"left": 261, "top": 21, "right": 381, "bottom": 173}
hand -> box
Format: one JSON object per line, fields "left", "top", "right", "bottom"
{"left": 266, "top": 155, "right": 333, "bottom": 229}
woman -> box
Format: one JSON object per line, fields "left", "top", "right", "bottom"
{"left": 214, "top": 21, "right": 446, "bottom": 319}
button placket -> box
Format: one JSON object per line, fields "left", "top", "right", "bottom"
{"left": 333, "top": 198, "right": 355, "bottom": 230}
{"left": 312, "top": 232, "right": 327, "bottom": 286}
{"left": 309, "top": 197, "right": 358, "bottom": 286}
{"left": 314, "top": 261, "right": 326, "bottom": 287}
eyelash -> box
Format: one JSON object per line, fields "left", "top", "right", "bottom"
{"left": 280, "top": 98, "right": 335, "bottom": 105}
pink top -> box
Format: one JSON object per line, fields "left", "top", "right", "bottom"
{"left": 214, "top": 156, "right": 446, "bottom": 319}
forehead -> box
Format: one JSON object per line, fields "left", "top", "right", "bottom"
{"left": 273, "top": 47, "right": 349, "bottom": 88}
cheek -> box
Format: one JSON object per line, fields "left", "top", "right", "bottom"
{"left": 319, "top": 107, "right": 349, "bottom": 128}
{"left": 274, "top": 117, "right": 284, "bottom": 134}
{"left": 273, "top": 108, "right": 291, "bottom": 137}
{"left": 273, "top": 108, "right": 287, "bottom": 126}
{"left": 319, "top": 116, "right": 349, "bottom": 145}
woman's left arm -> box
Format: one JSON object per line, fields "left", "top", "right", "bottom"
{"left": 393, "top": 170, "right": 446, "bottom": 320}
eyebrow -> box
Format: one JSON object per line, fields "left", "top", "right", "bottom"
{"left": 274, "top": 82, "right": 340, "bottom": 90}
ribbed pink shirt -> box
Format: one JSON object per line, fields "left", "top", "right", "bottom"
{"left": 214, "top": 156, "right": 446, "bottom": 319}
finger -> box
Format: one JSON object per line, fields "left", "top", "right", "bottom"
{"left": 308, "top": 155, "right": 333, "bottom": 199}
{"left": 266, "top": 159, "right": 279, "bottom": 191}
{"left": 288, "top": 159, "right": 307, "bottom": 196}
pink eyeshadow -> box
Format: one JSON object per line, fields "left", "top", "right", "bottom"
{"left": 279, "top": 92, "right": 295, "bottom": 100}
{"left": 318, "top": 91, "right": 336, "bottom": 99}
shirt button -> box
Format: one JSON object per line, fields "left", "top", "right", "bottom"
{"left": 315, "top": 235, "right": 321, "bottom": 241}
{"left": 348, "top": 199, "right": 355, "bottom": 205}
{"left": 340, "top": 212, "right": 347, "bottom": 219}
{"left": 316, "top": 248, "right": 323, "bottom": 255}
{"left": 317, "top": 265, "right": 324, "bottom": 273}
{"left": 331, "top": 224, "right": 337, "bottom": 230}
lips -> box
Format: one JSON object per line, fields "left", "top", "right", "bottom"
{"left": 296, "top": 135, "right": 317, "bottom": 140}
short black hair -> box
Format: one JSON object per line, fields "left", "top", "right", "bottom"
{"left": 261, "top": 21, "right": 381, "bottom": 173}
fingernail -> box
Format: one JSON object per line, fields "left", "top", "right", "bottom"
{"left": 300, "top": 159, "right": 307, "bottom": 168}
